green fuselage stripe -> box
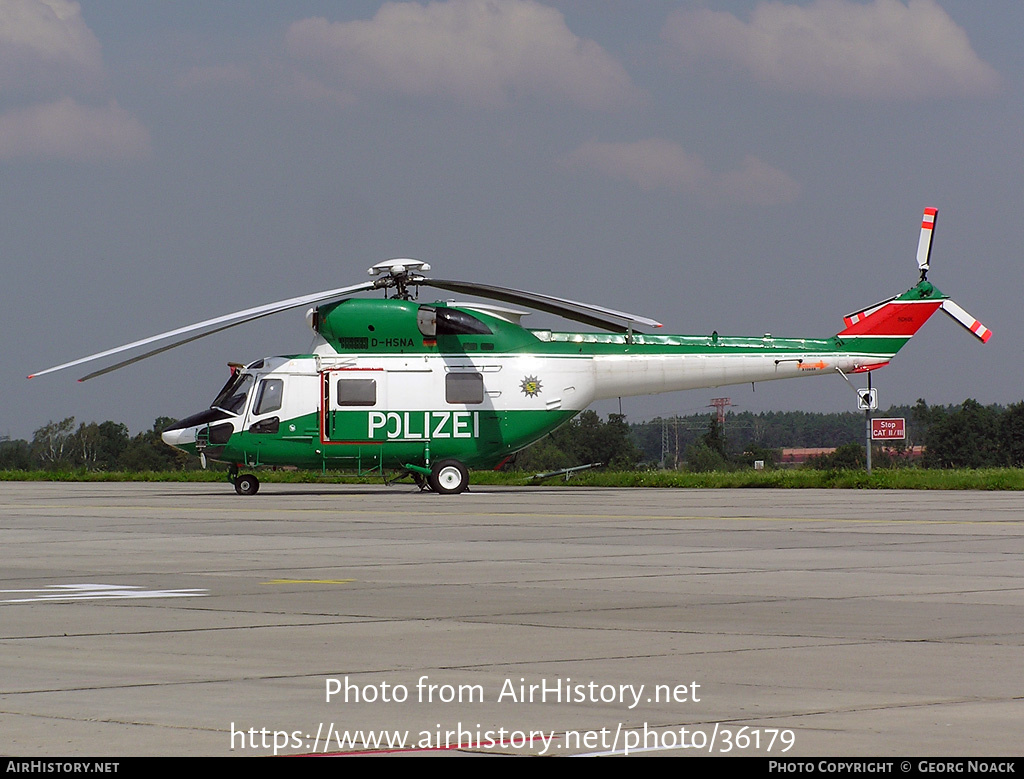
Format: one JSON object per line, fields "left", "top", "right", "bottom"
{"left": 180, "top": 409, "right": 577, "bottom": 470}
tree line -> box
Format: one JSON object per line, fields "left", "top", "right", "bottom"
{"left": 630, "top": 400, "right": 1024, "bottom": 471}
{"left": 0, "top": 417, "right": 193, "bottom": 472}
{"left": 507, "top": 400, "right": 1024, "bottom": 472}
{"left": 3, "top": 399, "right": 1022, "bottom": 472}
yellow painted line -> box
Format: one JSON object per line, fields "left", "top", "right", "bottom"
{"left": 262, "top": 579, "right": 355, "bottom": 585}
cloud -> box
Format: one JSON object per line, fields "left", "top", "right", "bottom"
{"left": 176, "top": 62, "right": 358, "bottom": 108}
{"left": 175, "top": 64, "right": 256, "bottom": 93}
{"left": 0, "top": 0, "right": 103, "bottom": 95}
{"left": 285, "top": 0, "right": 637, "bottom": 109}
{"left": 0, "top": 1, "right": 151, "bottom": 162}
{"left": 661, "top": 0, "right": 999, "bottom": 100}
{"left": 563, "top": 139, "right": 800, "bottom": 205}
{"left": 0, "top": 99, "right": 151, "bottom": 161}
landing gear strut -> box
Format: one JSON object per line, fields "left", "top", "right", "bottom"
{"left": 230, "top": 464, "right": 259, "bottom": 496}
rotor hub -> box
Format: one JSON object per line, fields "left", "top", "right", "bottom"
{"left": 368, "top": 258, "right": 432, "bottom": 299}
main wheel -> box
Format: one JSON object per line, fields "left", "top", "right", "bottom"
{"left": 235, "top": 474, "right": 260, "bottom": 495}
{"left": 428, "top": 459, "right": 469, "bottom": 495}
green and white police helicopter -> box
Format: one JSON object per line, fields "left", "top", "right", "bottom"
{"left": 31, "top": 208, "right": 989, "bottom": 495}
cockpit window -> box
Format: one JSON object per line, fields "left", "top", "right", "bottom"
{"left": 211, "top": 372, "right": 254, "bottom": 415}
{"left": 253, "top": 378, "right": 283, "bottom": 415}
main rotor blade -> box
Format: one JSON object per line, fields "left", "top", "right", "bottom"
{"left": 29, "top": 280, "right": 378, "bottom": 380}
{"left": 418, "top": 279, "right": 662, "bottom": 333}
{"left": 917, "top": 207, "right": 938, "bottom": 273}
{"left": 940, "top": 299, "right": 992, "bottom": 343}
{"left": 76, "top": 319, "right": 253, "bottom": 382}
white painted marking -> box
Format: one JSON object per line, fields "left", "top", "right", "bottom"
{"left": 0, "top": 583, "right": 208, "bottom": 603}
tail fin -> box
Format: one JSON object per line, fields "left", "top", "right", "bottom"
{"left": 839, "top": 285, "right": 943, "bottom": 340}
{"left": 837, "top": 284, "right": 944, "bottom": 371}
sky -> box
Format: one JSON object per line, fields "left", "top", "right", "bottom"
{"left": 2, "top": 0, "right": 1021, "bottom": 440}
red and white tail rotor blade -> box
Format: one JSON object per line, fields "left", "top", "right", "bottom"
{"left": 940, "top": 299, "right": 992, "bottom": 343}
{"left": 917, "top": 207, "right": 938, "bottom": 274}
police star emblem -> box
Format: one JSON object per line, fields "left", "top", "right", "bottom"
{"left": 520, "top": 375, "right": 542, "bottom": 397}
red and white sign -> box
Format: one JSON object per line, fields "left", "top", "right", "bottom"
{"left": 871, "top": 418, "right": 905, "bottom": 440}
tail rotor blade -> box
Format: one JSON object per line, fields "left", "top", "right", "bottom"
{"left": 917, "top": 207, "right": 938, "bottom": 274}
{"left": 941, "top": 299, "right": 992, "bottom": 343}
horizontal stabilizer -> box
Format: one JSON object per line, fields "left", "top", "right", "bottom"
{"left": 843, "top": 294, "right": 899, "bottom": 328}
{"left": 850, "top": 361, "right": 890, "bottom": 374}
{"left": 940, "top": 300, "right": 992, "bottom": 343}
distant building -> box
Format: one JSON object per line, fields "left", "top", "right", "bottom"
{"left": 780, "top": 446, "right": 923, "bottom": 465}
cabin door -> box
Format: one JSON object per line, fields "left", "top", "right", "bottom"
{"left": 322, "top": 369, "right": 387, "bottom": 443}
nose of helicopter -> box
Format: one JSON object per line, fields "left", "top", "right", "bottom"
{"left": 161, "top": 407, "right": 232, "bottom": 450}
{"left": 161, "top": 426, "right": 196, "bottom": 449}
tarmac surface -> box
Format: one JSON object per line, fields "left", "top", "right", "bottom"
{"left": 1, "top": 482, "right": 1022, "bottom": 757}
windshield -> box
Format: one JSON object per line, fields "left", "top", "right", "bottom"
{"left": 211, "top": 372, "right": 254, "bottom": 415}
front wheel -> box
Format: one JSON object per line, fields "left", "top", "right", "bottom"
{"left": 235, "top": 474, "right": 260, "bottom": 496}
{"left": 428, "top": 459, "right": 469, "bottom": 495}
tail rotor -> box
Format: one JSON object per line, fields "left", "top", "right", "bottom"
{"left": 838, "top": 207, "right": 991, "bottom": 346}
{"left": 916, "top": 207, "right": 991, "bottom": 343}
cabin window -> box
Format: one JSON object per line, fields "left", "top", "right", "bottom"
{"left": 446, "top": 372, "right": 484, "bottom": 404}
{"left": 337, "top": 378, "right": 377, "bottom": 406}
{"left": 253, "top": 378, "right": 283, "bottom": 415}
